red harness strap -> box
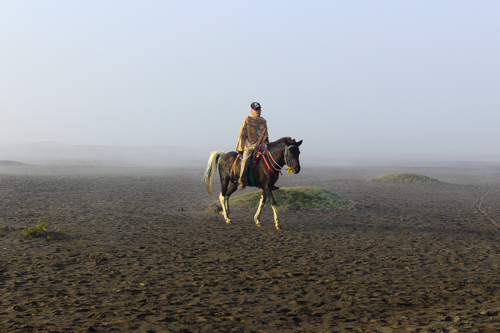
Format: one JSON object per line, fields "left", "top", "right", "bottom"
{"left": 262, "top": 154, "right": 279, "bottom": 178}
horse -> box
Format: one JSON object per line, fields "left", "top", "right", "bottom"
{"left": 203, "top": 137, "right": 303, "bottom": 229}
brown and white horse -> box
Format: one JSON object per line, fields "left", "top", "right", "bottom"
{"left": 203, "top": 137, "right": 302, "bottom": 229}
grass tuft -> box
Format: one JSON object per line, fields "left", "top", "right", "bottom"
{"left": 25, "top": 219, "right": 64, "bottom": 239}
{"left": 227, "top": 187, "right": 362, "bottom": 211}
{"left": 369, "top": 173, "right": 441, "bottom": 184}
{"left": 26, "top": 219, "right": 48, "bottom": 237}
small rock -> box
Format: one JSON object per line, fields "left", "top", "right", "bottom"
{"left": 11, "top": 305, "right": 24, "bottom": 312}
{"left": 480, "top": 310, "right": 499, "bottom": 316}
{"left": 442, "top": 328, "right": 458, "bottom": 333}
{"left": 177, "top": 207, "right": 184, "bottom": 211}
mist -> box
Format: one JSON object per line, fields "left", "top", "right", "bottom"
{"left": 1, "top": 1, "right": 499, "bottom": 166}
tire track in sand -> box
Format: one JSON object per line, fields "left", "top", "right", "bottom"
{"left": 476, "top": 180, "right": 500, "bottom": 229}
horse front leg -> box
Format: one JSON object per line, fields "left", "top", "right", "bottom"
{"left": 254, "top": 191, "right": 267, "bottom": 227}
{"left": 271, "top": 205, "right": 281, "bottom": 230}
{"left": 266, "top": 187, "right": 281, "bottom": 230}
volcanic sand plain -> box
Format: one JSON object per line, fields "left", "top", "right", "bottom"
{"left": 1, "top": 164, "right": 500, "bottom": 332}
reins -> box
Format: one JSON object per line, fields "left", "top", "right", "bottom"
{"left": 262, "top": 152, "right": 280, "bottom": 178}
{"left": 264, "top": 143, "right": 297, "bottom": 177}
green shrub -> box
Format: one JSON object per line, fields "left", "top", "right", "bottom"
{"left": 228, "top": 187, "right": 361, "bottom": 211}
{"left": 25, "top": 219, "right": 64, "bottom": 239}
{"left": 369, "top": 173, "right": 441, "bottom": 184}
{"left": 26, "top": 220, "right": 48, "bottom": 237}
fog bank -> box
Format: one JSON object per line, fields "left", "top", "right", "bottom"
{"left": 1, "top": 143, "right": 499, "bottom": 168}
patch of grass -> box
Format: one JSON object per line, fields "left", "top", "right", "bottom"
{"left": 26, "top": 219, "right": 48, "bottom": 238}
{"left": 228, "top": 187, "right": 361, "bottom": 211}
{"left": 25, "top": 219, "right": 64, "bottom": 239}
{"left": 369, "top": 173, "right": 441, "bottom": 184}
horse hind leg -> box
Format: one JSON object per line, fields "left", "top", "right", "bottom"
{"left": 219, "top": 192, "right": 232, "bottom": 224}
{"left": 224, "top": 182, "right": 238, "bottom": 216}
{"left": 219, "top": 177, "right": 233, "bottom": 224}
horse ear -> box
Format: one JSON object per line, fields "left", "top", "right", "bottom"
{"left": 296, "top": 140, "right": 303, "bottom": 147}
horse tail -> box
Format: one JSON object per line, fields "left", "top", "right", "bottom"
{"left": 203, "top": 150, "right": 224, "bottom": 195}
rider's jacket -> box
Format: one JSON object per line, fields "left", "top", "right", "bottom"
{"left": 236, "top": 114, "right": 268, "bottom": 151}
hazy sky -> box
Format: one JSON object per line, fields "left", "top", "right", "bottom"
{"left": 1, "top": 1, "right": 499, "bottom": 156}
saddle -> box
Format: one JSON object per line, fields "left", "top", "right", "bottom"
{"left": 229, "top": 150, "right": 260, "bottom": 182}
{"left": 229, "top": 145, "right": 280, "bottom": 190}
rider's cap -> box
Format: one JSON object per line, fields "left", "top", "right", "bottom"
{"left": 250, "top": 102, "right": 261, "bottom": 110}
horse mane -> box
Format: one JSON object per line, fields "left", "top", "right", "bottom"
{"left": 268, "top": 137, "right": 291, "bottom": 153}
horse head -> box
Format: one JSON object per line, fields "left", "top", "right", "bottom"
{"left": 285, "top": 138, "right": 303, "bottom": 174}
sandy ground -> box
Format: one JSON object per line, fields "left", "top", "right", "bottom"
{"left": 1, "top": 164, "right": 500, "bottom": 333}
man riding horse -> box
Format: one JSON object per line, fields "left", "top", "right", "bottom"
{"left": 236, "top": 102, "right": 278, "bottom": 190}
{"left": 204, "top": 103, "right": 302, "bottom": 228}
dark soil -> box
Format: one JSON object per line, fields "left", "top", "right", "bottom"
{"left": 1, "top": 165, "right": 500, "bottom": 332}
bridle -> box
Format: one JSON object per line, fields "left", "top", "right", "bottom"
{"left": 264, "top": 144, "right": 297, "bottom": 177}
{"left": 283, "top": 145, "right": 297, "bottom": 176}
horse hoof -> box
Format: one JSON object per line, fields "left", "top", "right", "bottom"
{"left": 276, "top": 225, "right": 282, "bottom": 230}
{"left": 256, "top": 223, "right": 262, "bottom": 227}
{"left": 226, "top": 220, "right": 233, "bottom": 225}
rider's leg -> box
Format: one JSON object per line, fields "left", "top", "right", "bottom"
{"left": 238, "top": 149, "right": 253, "bottom": 188}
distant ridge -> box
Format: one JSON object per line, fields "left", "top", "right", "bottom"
{"left": 0, "top": 160, "right": 31, "bottom": 166}
{"left": 0, "top": 144, "right": 206, "bottom": 167}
